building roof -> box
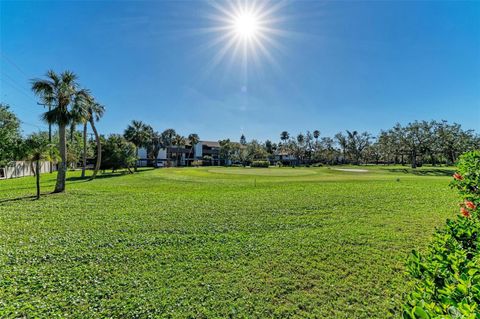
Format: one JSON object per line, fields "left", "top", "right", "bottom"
{"left": 200, "top": 140, "right": 220, "bottom": 148}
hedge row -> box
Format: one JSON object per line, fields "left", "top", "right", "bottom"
{"left": 251, "top": 160, "right": 270, "bottom": 168}
{"left": 403, "top": 151, "right": 480, "bottom": 318}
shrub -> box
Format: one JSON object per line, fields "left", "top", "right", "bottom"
{"left": 403, "top": 151, "right": 480, "bottom": 318}
{"left": 251, "top": 160, "right": 269, "bottom": 168}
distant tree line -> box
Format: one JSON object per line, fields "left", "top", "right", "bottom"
{"left": 3, "top": 105, "right": 479, "bottom": 179}
{"left": 219, "top": 121, "right": 479, "bottom": 168}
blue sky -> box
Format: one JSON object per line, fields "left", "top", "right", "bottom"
{"left": 1, "top": 0, "right": 479, "bottom": 142}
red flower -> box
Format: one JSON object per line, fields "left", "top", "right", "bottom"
{"left": 453, "top": 173, "right": 463, "bottom": 180}
{"left": 460, "top": 207, "right": 471, "bottom": 217}
{"left": 465, "top": 201, "right": 477, "bottom": 210}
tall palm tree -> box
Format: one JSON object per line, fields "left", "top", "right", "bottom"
{"left": 173, "top": 134, "right": 186, "bottom": 166}
{"left": 31, "top": 70, "right": 82, "bottom": 193}
{"left": 280, "top": 131, "right": 290, "bottom": 144}
{"left": 161, "top": 129, "right": 176, "bottom": 166}
{"left": 124, "top": 120, "right": 151, "bottom": 171}
{"left": 313, "top": 130, "right": 320, "bottom": 141}
{"left": 187, "top": 133, "right": 200, "bottom": 166}
{"left": 86, "top": 100, "right": 105, "bottom": 179}
{"left": 148, "top": 130, "right": 164, "bottom": 167}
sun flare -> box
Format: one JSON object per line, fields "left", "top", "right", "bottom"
{"left": 233, "top": 12, "right": 260, "bottom": 39}
{"left": 201, "top": 0, "right": 289, "bottom": 72}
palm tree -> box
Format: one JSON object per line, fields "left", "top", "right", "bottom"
{"left": 86, "top": 100, "right": 105, "bottom": 179}
{"left": 124, "top": 120, "right": 151, "bottom": 171}
{"left": 24, "top": 133, "right": 57, "bottom": 199}
{"left": 173, "top": 134, "right": 186, "bottom": 166}
{"left": 148, "top": 130, "right": 164, "bottom": 167}
{"left": 313, "top": 130, "right": 320, "bottom": 141}
{"left": 240, "top": 134, "right": 247, "bottom": 145}
{"left": 187, "top": 133, "right": 200, "bottom": 166}
{"left": 280, "top": 131, "right": 290, "bottom": 144}
{"left": 31, "top": 70, "right": 83, "bottom": 193}
{"left": 161, "top": 129, "right": 176, "bottom": 166}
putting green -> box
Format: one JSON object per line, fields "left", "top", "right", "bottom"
{"left": 207, "top": 167, "right": 317, "bottom": 176}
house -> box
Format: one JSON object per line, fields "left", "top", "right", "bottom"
{"left": 137, "top": 140, "right": 221, "bottom": 167}
{"left": 273, "top": 151, "right": 297, "bottom": 165}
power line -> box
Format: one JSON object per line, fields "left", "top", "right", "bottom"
{"left": 0, "top": 51, "right": 30, "bottom": 78}
{"left": 1, "top": 71, "right": 37, "bottom": 103}
{"left": 2, "top": 102, "right": 48, "bottom": 130}
{"left": 19, "top": 120, "right": 49, "bottom": 131}
{"left": 1, "top": 115, "right": 49, "bottom": 131}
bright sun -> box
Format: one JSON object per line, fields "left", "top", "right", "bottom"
{"left": 202, "top": 0, "right": 288, "bottom": 72}
{"left": 233, "top": 12, "right": 259, "bottom": 39}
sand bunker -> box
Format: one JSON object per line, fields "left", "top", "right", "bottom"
{"left": 333, "top": 168, "right": 369, "bottom": 173}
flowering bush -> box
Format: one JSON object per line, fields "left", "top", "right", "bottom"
{"left": 403, "top": 151, "right": 480, "bottom": 319}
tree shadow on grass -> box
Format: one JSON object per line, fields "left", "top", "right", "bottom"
{"left": 386, "top": 168, "right": 455, "bottom": 176}
{"left": 0, "top": 169, "right": 156, "bottom": 203}
{"left": 66, "top": 168, "right": 155, "bottom": 182}
{"left": 0, "top": 192, "right": 56, "bottom": 204}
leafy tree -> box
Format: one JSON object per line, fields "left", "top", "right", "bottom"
{"left": 345, "top": 130, "right": 371, "bottom": 164}
{"left": 403, "top": 121, "right": 430, "bottom": 168}
{"left": 334, "top": 132, "right": 348, "bottom": 164}
{"left": 320, "top": 137, "right": 338, "bottom": 164}
{"left": 0, "top": 104, "right": 22, "bottom": 167}
{"left": 246, "top": 139, "right": 268, "bottom": 162}
{"left": 219, "top": 139, "right": 235, "bottom": 165}
{"left": 31, "top": 70, "right": 87, "bottom": 193}
{"left": 101, "top": 134, "right": 136, "bottom": 173}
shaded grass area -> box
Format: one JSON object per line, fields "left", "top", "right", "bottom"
{"left": 0, "top": 166, "right": 457, "bottom": 318}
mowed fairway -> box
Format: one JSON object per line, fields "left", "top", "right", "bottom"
{"left": 0, "top": 166, "right": 457, "bottom": 318}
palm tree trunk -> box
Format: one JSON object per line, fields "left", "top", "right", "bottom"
{"left": 54, "top": 124, "right": 67, "bottom": 193}
{"left": 134, "top": 146, "right": 138, "bottom": 172}
{"left": 36, "top": 160, "right": 41, "bottom": 199}
{"left": 81, "top": 122, "right": 87, "bottom": 178}
{"left": 89, "top": 119, "right": 101, "bottom": 180}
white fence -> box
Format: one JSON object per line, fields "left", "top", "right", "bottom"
{"left": 0, "top": 161, "right": 55, "bottom": 179}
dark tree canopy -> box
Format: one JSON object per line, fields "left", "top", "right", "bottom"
{"left": 0, "top": 104, "right": 22, "bottom": 167}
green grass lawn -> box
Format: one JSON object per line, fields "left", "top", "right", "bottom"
{"left": 0, "top": 166, "right": 458, "bottom": 318}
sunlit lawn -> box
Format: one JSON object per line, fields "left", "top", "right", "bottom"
{"left": 0, "top": 166, "right": 457, "bottom": 318}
